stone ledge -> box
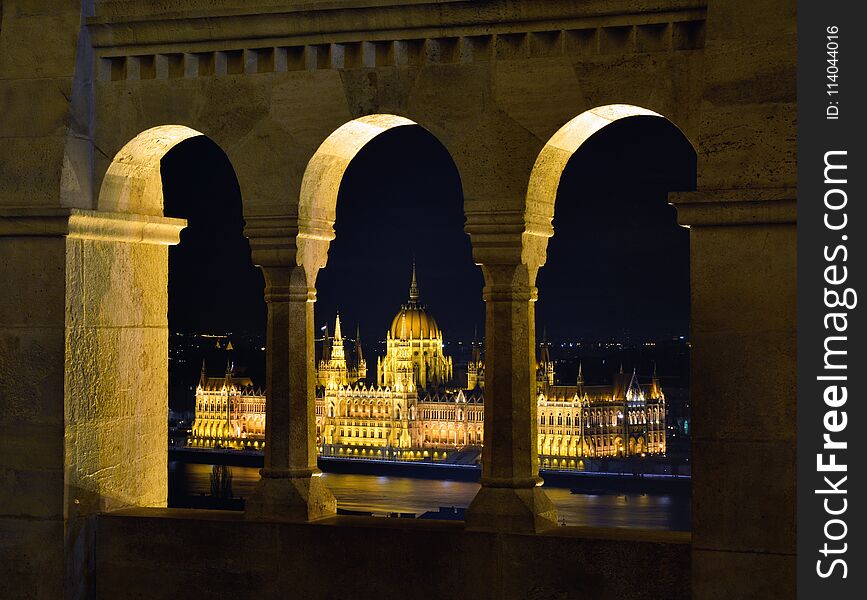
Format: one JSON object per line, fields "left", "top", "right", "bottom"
{"left": 103, "top": 505, "right": 691, "bottom": 544}
{"left": 0, "top": 208, "right": 186, "bottom": 245}
{"left": 669, "top": 188, "right": 796, "bottom": 226}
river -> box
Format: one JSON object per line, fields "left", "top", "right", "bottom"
{"left": 169, "top": 461, "right": 690, "bottom": 530}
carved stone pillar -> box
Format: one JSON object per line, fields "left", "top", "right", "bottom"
{"left": 245, "top": 217, "right": 336, "bottom": 521}
{"left": 464, "top": 212, "right": 557, "bottom": 533}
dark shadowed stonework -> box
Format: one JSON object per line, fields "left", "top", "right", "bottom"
{"left": 96, "top": 509, "right": 690, "bottom": 600}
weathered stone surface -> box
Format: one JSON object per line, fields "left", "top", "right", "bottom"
{"left": 693, "top": 438, "right": 795, "bottom": 555}
{"left": 0, "top": 136, "right": 69, "bottom": 207}
{"left": 0, "top": 79, "right": 75, "bottom": 139}
{"left": 693, "top": 548, "right": 795, "bottom": 600}
{"left": 465, "top": 485, "right": 558, "bottom": 534}
{"left": 96, "top": 509, "right": 691, "bottom": 600}
{"left": 246, "top": 474, "right": 337, "bottom": 522}
{"left": 0, "top": 237, "right": 67, "bottom": 328}
{"left": 0, "top": 517, "right": 64, "bottom": 599}
{"left": 67, "top": 238, "right": 168, "bottom": 328}
{"left": 0, "top": 10, "right": 83, "bottom": 79}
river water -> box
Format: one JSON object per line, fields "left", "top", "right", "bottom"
{"left": 169, "top": 462, "right": 690, "bottom": 531}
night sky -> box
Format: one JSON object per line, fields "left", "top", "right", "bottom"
{"left": 162, "top": 116, "right": 694, "bottom": 345}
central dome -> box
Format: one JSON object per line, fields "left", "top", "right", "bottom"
{"left": 388, "top": 262, "right": 440, "bottom": 340}
{"left": 390, "top": 304, "right": 440, "bottom": 339}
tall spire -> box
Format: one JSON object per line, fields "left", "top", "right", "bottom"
{"left": 199, "top": 359, "right": 208, "bottom": 388}
{"left": 355, "top": 323, "right": 363, "bottom": 362}
{"left": 577, "top": 362, "right": 584, "bottom": 386}
{"left": 409, "top": 259, "right": 420, "bottom": 303}
{"left": 539, "top": 327, "right": 551, "bottom": 364}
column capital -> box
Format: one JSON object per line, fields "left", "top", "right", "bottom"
{"left": 669, "top": 188, "right": 796, "bottom": 227}
{"left": 465, "top": 208, "right": 553, "bottom": 273}
{"left": 243, "top": 214, "right": 299, "bottom": 267}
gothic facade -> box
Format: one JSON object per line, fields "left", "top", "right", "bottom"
{"left": 188, "top": 362, "right": 266, "bottom": 450}
{"left": 189, "top": 266, "right": 666, "bottom": 464}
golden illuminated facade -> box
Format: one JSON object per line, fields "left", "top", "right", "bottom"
{"left": 377, "top": 264, "right": 453, "bottom": 389}
{"left": 188, "top": 266, "right": 665, "bottom": 464}
{"left": 313, "top": 265, "right": 665, "bottom": 464}
{"left": 188, "top": 362, "right": 266, "bottom": 450}
{"left": 317, "top": 313, "right": 366, "bottom": 388}
{"left": 535, "top": 356, "right": 667, "bottom": 469}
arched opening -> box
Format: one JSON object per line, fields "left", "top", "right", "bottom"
{"left": 528, "top": 104, "right": 695, "bottom": 520}
{"left": 161, "top": 136, "right": 265, "bottom": 507}
{"left": 302, "top": 114, "right": 480, "bottom": 500}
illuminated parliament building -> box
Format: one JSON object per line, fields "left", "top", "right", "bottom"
{"left": 189, "top": 266, "right": 666, "bottom": 465}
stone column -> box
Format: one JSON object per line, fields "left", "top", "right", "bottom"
{"left": 671, "top": 190, "right": 796, "bottom": 598}
{"left": 245, "top": 217, "right": 336, "bottom": 521}
{"left": 464, "top": 216, "right": 557, "bottom": 533}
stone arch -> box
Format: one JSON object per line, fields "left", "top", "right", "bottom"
{"left": 98, "top": 125, "right": 209, "bottom": 216}
{"left": 297, "top": 114, "right": 462, "bottom": 283}
{"left": 523, "top": 104, "right": 696, "bottom": 272}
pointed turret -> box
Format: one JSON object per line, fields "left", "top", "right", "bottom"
{"left": 334, "top": 311, "right": 343, "bottom": 341}
{"left": 471, "top": 324, "right": 481, "bottom": 362}
{"left": 355, "top": 323, "right": 367, "bottom": 381}
{"left": 224, "top": 358, "right": 234, "bottom": 389}
{"left": 539, "top": 328, "right": 552, "bottom": 365}
{"left": 199, "top": 359, "right": 208, "bottom": 389}
{"left": 626, "top": 368, "right": 644, "bottom": 402}
{"left": 650, "top": 361, "right": 662, "bottom": 398}
{"left": 537, "top": 328, "right": 554, "bottom": 390}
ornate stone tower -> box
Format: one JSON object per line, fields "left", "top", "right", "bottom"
{"left": 378, "top": 263, "right": 453, "bottom": 389}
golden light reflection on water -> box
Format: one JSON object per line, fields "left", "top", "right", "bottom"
{"left": 169, "top": 462, "right": 689, "bottom": 530}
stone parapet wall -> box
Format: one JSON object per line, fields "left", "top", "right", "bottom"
{"left": 96, "top": 508, "right": 691, "bottom": 600}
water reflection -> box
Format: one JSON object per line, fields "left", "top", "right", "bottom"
{"left": 169, "top": 462, "right": 690, "bottom": 531}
